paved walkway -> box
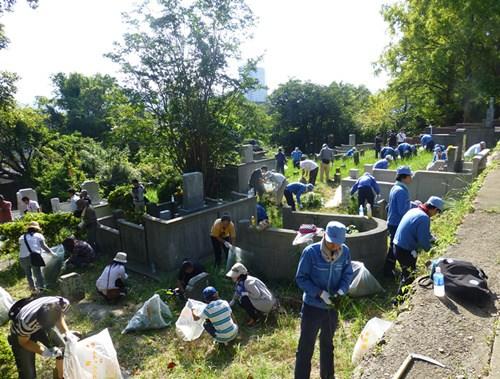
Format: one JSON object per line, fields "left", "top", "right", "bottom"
{"left": 354, "top": 155, "right": 500, "bottom": 379}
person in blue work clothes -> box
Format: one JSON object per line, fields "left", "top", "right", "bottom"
{"left": 284, "top": 182, "right": 314, "bottom": 211}
{"left": 420, "top": 134, "right": 435, "bottom": 151}
{"left": 350, "top": 172, "right": 380, "bottom": 209}
{"left": 344, "top": 146, "right": 356, "bottom": 157}
{"left": 256, "top": 203, "right": 268, "bottom": 223}
{"left": 397, "top": 142, "right": 413, "bottom": 159}
{"left": 393, "top": 196, "right": 444, "bottom": 295}
{"left": 383, "top": 166, "right": 420, "bottom": 277}
{"left": 291, "top": 147, "right": 303, "bottom": 169}
{"left": 433, "top": 145, "right": 447, "bottom": 161}
{"left": 275, "top": 148, "right": 287, "bottom": 174}
{"left": 373, "top": 155, "right": 393, "bottom": 170}
{"left": 380, "top": 146, "right": 399, "bottom": 160}
{"left": 294, "top": 221, "right": 353, "bottom": 379}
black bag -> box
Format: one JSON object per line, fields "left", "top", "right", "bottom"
{"left": 24, "top": 234, "right": 46, "bottom": 267}
{"left": 321, "top": 159, "right": 330, "bottom": 164}
{"left": 433, "top": 259, "right": 491, "bottom": 304}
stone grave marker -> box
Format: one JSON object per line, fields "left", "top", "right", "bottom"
{"left": 185, "top": 272, "right": 212, "bottom": 302}
{"left": 353, "top": 151, "right": 360, "bottom": 165}
{"left": 81, "top": 180, "right": 101, "bottom": 204}
{"left": 58, "top": 272, "right": 85, "bottom": 302}
{"left": 349, "top": 169, "right": 359, "bottom": 179}
{"left": 50, "top": 198, "right": 61, "bottom": 212}
{"left": 182, "top": 172, "right": 205, "bottom": 210}
{"left": 485, "top": 97, "right": 494, "bottom": 128}
{"left": 240, "top": 144, "right": 254, "bottom": 163}
{"left": 349, "top": 134, "right": 356, "bottom": 146}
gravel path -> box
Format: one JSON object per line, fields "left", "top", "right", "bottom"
{"left": 354, "top": 159, "right": 500, "bottom": 379}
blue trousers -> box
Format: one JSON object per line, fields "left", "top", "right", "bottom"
{"left": 383, "top": 224, "right": 398, "bottom": 276}
{"left": 295, "top": 303, "right": 338, "bottom": 379}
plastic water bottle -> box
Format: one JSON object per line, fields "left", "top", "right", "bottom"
{"left": 251, "top": 215, "right": 256, "bottom": 226}
{"left": 433, "top": 267, "right": 445, "bottom": 297}
{"left": 366, "top": 203, "right": 372, "bottom": 218}
{"left": 358, "top": 205, "right": 364, "bottom": 216}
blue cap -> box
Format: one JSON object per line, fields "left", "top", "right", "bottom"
{"left": 427, "top": 196, "right": 444, "bottom": 211}
{"left": 202, "top": 286, "right": 217, "bottom": 301}
{"left": 324, "top": 221, "right": 346, "bottom": 244}
{"left": 306, "top": 184, "right": 314, "bottom": 192}
{"left": 434, "top": 145, "right": 442, "bottom": 152}
{"left": 396, "top": 166, "right": 412, "bottom": 176}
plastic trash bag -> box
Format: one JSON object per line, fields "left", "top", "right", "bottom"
{"left": 348, "top": 261, "right": 384, "bottom": 297}
{"left": 64, "top": 328, "right": 122, "bottom": 379}
{"left": 175, "top": 299, "right": 206, "bottom": 341}
{"left": 41, "top": 244, "right": 65, "bottom": 287}
{"left": 225, "top": 246, "right": 255, "bottom": 273}
{"left": 122, "top": 294, "right": 172, "bottom": 334}
{"left": 0, "top": 287, "right": 14, "bottom": 325}
{"left": 351, "top": 317, "right": 393, "bottom": 364}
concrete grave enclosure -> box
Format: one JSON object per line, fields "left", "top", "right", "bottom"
{"left": 236, "top": 207, "right": 387, "bottom": 282}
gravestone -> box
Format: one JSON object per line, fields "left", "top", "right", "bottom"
{"left": 353, "top": 151, "right": 360, "bottom": 165}
{"left": 349, "top": 134, "right": 356, "bottom": 146}
{"left": 185, "top": 272, "right": 212, "bottom": 302}
{"left": 454, "top": 129, "right": 466, "bottom": 172}
{"left": 50, "top": 198, "right": 61, "bottom": 212}
{"left": 446, "top": 146, "right": 457, "bottom": 172}
{"left": 58, "top": 272, "right": 85, "bottom": 302}
{"left": 364, "top": 164, "right": 373, "bottom": 174}
{"left": 240, "top": 144, "right": 254, "bottom": 164}
{"left": 349, "top": 169, "right": 359, "bottom": 179}
{"left": 182, "top": 172, "right": 205, "bottom": 210}
{"left": 81, "top": 180, "right": 101, "bottom": 204}
{"left": 16, "top": 188, "right": 38, "bottom": 212}
{"left": 334, "top": 167, "right": 342, "bottom": 185}
{"left": 485, "top": 97, "right": 495, "bottom": 128}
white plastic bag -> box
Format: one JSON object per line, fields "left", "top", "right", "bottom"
{"left": 122, "top": 294, "right": 172, "bottom": 334}
{"left": 63, "top": 328, "right": 122, "bottom": 379}
{"left": 0, "top": 287, "right": 14, "bottom": 325}
{"left": 348, "top": 261, "right": 384, "bottom": 297}
{"left": 175, "top": 299, "right": 206, "bottom": 341}
{"left": 351, "top": 317, "right": 393, "bottom": 364}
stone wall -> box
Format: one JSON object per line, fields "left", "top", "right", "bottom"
{"left": 117, "top": 219, "right": 148, "bottom": 265}
{"left": 96, "top": 224, "right": 121, "bottom": 257}
{"left": 143, "top": 196, "right": 257, "bottom": 272}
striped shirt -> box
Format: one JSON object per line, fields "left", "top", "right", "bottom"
{"left": 10, "top": 296, "right": 70, "bottom": 337}
{"left": 200, "top": 299, "right": 238, "bottom": 342}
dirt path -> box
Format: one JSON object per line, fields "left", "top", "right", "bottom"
{"left": 354, "top": 157, "right": 500, "bottom": 379}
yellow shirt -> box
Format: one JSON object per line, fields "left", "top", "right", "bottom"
{"left": 210, "top": 219, "right": 236, "bottom": 239}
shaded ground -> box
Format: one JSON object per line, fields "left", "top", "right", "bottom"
{"left": 354, "top": 157, "right": 500, "bottom": 379}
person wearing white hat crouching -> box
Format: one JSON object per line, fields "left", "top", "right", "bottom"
{"left": 96, "top": 252, "right": 128, "bottom": 302}
{"left": 226, "top": 263, "right": 276, "bottom": 326}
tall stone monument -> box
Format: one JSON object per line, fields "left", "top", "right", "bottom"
{"left": 239, "top": 145, "right": 254, "bottom": 164}
{"left": 182, "top": 172, "right": 205, "bottom": 210}
{"left": 349, "top": 134, "right": 356, "bottom": 146}
{"left": 453, "top": 128, "right": 466, "bottom": 172}
{"left": 81, "top": 181, "right": 101, "bottom": 204}
{"left": 485, "top": 97, "right": 495, "bottom": 128}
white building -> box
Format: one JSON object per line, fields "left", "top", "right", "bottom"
{"left": 245, "top": 67, "right": 267, "bottom": 103}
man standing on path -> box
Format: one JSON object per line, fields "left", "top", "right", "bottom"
{"left": 393, "top": 196, "right": 444, "bottom": 295}
{"left": 317, "top": 143, "right": 335, "bottom": 182}
{"left": 396, "top": 129, "right": 406, "bottom": 144}
{"left": 275, "top": 148, "right": 287, "bottom": 174}
{"left": 0, "top": 194, "right": 13, "bottom": 223}
{"left": 294, "top": 221, "right": 353, "bottom": 379}
{"left": 291, "top": 147, "right": 303, "bottom": 169}
{"left": 300, "top": 159, "right": 319, "bottom": 186}
{"left": 131, "top": 179, "right": 146, "bottom": 212}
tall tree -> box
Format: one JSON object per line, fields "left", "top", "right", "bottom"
{"left": 107, "top": 0, "right": 258, "bottom": 186}
{"left": 379, "top": 0, "right": 500, "bottom": 126}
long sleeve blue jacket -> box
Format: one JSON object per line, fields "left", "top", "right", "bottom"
{"left": 387, "top": 182, "right": 412, "bottom": 227}
{"left": 373, "top": 159, "right": 389, "bottom": 169}
{"left": 296, "top": 242, "right": 353, "bottom": 309}
{"left": 394, "top": 207, "right": 432, "bottom": 252}
{"left": 380, "top": 147, "right": 398, "bottom": 159}
{"left": 397, "top": 143, "right": 412, "bottom": 155}
{"left": 350, "top": 173, "right": 380, "bottom": 195}
{"left": 285, "top": 182, "right": 307, "bottom": 206}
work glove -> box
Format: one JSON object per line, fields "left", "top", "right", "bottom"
{"left": 223, "top": 241, "right": 232, "bottom": 249}
{"left": 337, "top": 289, "right": 345, "bottom": 296}
{"left": 430, "top": 235, "right": 438, "bottom": 244}
{"left": 64, "top": 332, "right": 80, "bottom": 344}
{"left": 320, "top": 290, "right": 332, "bottom": 305}
{"left": 240, "top": 291, "right": 249, "bottom": 297}
{"left": 229, "top": 300, "right": 235, "bottom": 307}
{"left": 41, "top": 347, "right": 62, "bottom": 359}
{"left": 411, "top": 250, "right": 417, "bottom": 258}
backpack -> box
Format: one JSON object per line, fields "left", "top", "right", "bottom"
{"left": 431, "top": 259, "right": 491, "bottom": 304}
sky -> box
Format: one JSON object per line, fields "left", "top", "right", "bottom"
{"left": 0, "top": 0, "right": 394, "bottom": 105}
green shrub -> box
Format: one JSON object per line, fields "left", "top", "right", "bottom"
{"left": 157, "top": 175, "right": 183, "bottom": 203}
{"left": 107, "top": 185, "right": 134, "bottom": 213}
{"left": 0, "top": 335, "right": 16, "bottom": 379}
{"left": 301, "top": 192, "right": 323, "bottom": 209}
{"left": 0, "top": 213, "right": 80, "bottom": 257}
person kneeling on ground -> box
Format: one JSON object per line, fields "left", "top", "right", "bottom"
{"left": 8, "top": 296, "right": 79, "bottom": 379}
{"left": 294, "top": 221, "right": 353, "bottom": 379}
{"left": 62, "top": 237, "right": 96, "bottom": 270}
{"left": 176, "top": 258, "right": 206, "bottom": 295}
{"left": 192, "top": 286, "right": 238, "bottom": 344}
{"left": 210, "top": 213, "right": 236, "bottom": 267}
{"left": 226, "top": 263, "right": 276, "bottom": 326}
{"left": 96, "top": 252, "right": 128, "bottom": 302}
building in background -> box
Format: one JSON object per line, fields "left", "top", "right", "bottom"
{"left": 245, "top": 67, "right": 267, "bottom": 103}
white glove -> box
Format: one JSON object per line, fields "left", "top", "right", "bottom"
{"left": 224, "top": 241, "right": 232, "bottom": 249}
{"left": 229, "top": 300, "right": 235, "bottom": 307}
{"left": 41, "top": 347, "right": 62, "bottom": 359}
{"left": 430, "top": 235, "right": 438, "bottom": 243}
{"left": 337, "top": 289, "right": 345, "bottom": 296}
{"left": 240, "top": 291, "right": 249, "bottom": 297}
{"left": 64, "top": 332, "right": 80, "bottom": 344}
{"left": 411, "top": 250, "right": 417, "bottom": 258}
{"left": 320, "top": 290, "right": 332, "bottom": 305}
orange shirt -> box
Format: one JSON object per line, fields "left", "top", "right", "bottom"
{"left": 210, "top": 219, "right": 236, "bottom": 239}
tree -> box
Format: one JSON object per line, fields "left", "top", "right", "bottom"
{"left": 268, "top": 80, "right": 369, "bottom": 152}
{"left": 379, "top": 0, "right": 500, "bottom": 126}
{"left": 107, "top": 0, "right": 258, "bottom": 187}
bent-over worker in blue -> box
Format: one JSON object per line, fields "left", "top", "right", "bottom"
{"left": 380, "top": 146, "right": 398, "bottom": 160}
{"left": 284, "top": 182, "right": 314, "bottom": 211}
{"left": 373, "top": 155, "right": 393, "bottom": 169}
{"left": 397, "top": 142, "right": 413, "bottom": 159}
{"left": 294, "top": 221, "right": 353, "bottom": 379}
{"left": 350, "top": 172, "right": 380, "bottom": 208}
{"left": 393, "top": 196, "right": 444, "bottom": 296}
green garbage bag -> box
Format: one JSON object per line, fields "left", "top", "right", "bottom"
{"left": 41, "top": 244, "right": 65, "bottom": 287}
{"left": 122, "top": 294, "right": 172, "bottom": 334}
